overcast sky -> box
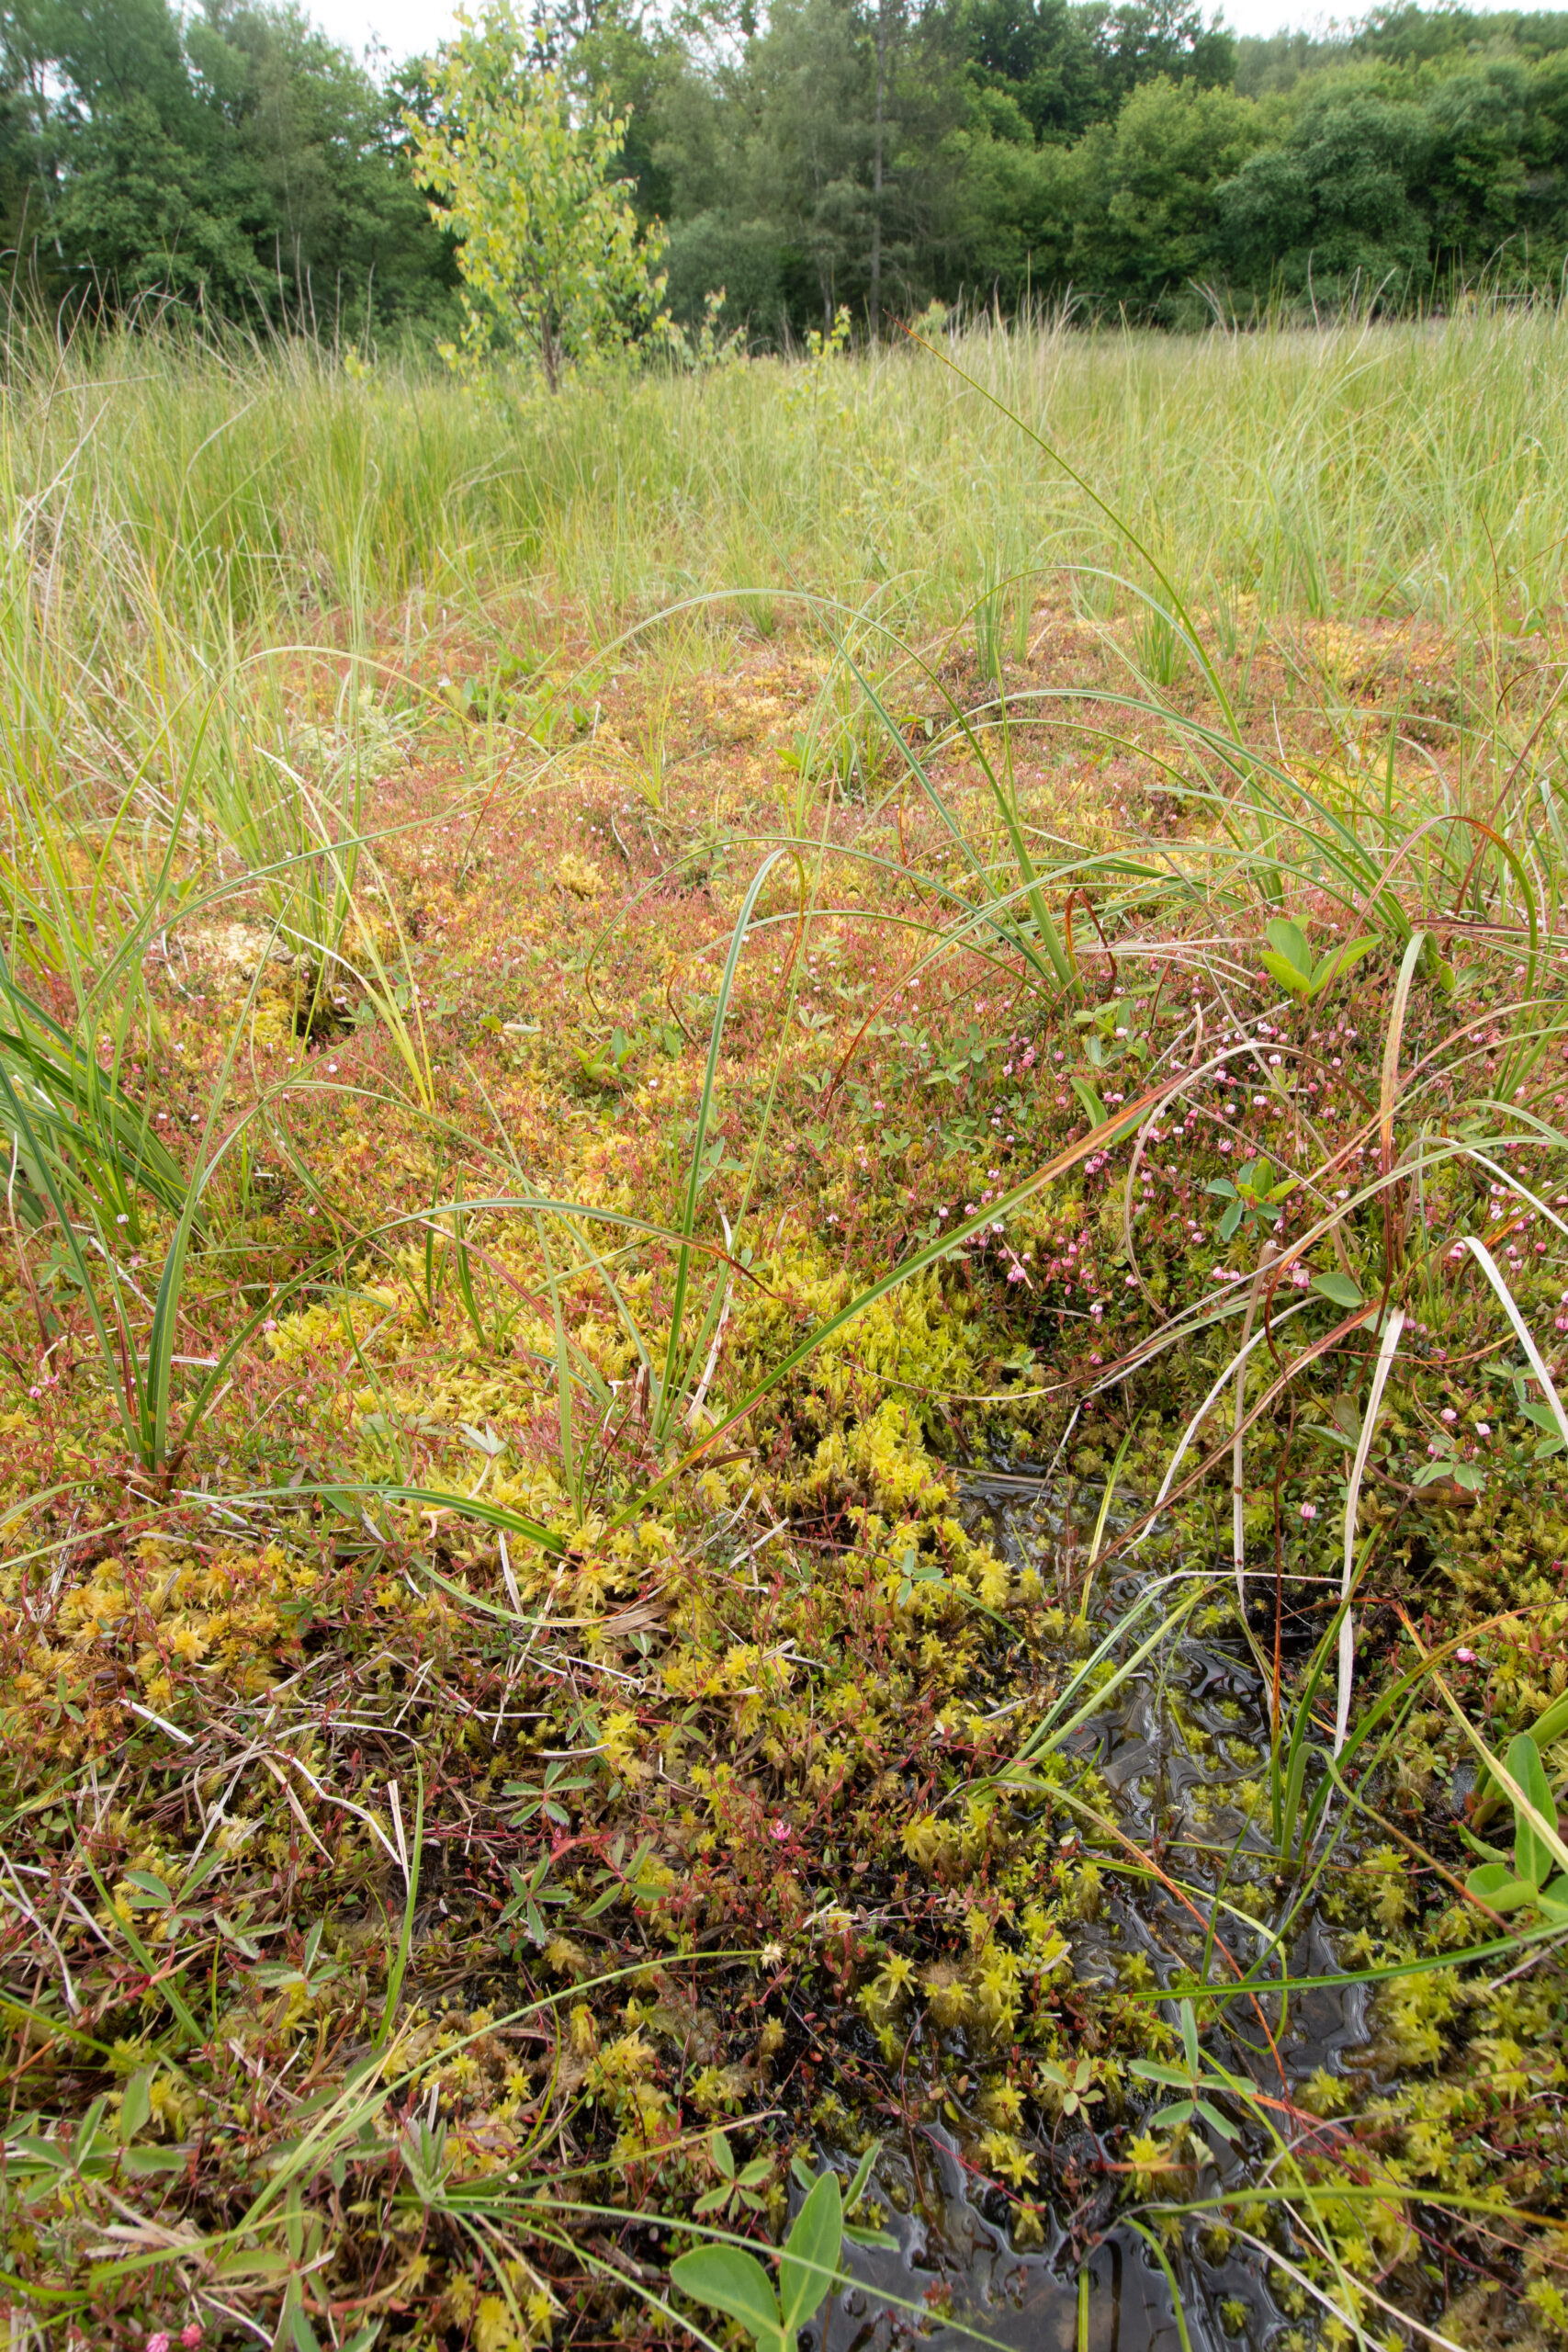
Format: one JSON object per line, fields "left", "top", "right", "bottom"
{"left": 309, "top": 0, "right": 1511, "bottom": 72}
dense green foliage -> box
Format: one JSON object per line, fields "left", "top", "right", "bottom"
{"left": 407, "top": 0, "right": 668, "bottom": 382}
{"left": 641, "top": 0, "right": 1568, "bottom": 329}
{"left": 0, "top": 0, "right": 458, "bottom": 332}
{"left": 3, "top": 0, "right": 1568, "bottom": 338}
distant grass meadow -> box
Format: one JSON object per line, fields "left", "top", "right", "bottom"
{"left": 1, "top": 305, "right": 1567, "bottom": 2352}
{"left": 6, "top": 302, "right": 1568, "bottom": 652}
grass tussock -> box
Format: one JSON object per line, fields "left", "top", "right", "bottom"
{"left": 2, "top": 308, "right": 1568, "bottom": 2352}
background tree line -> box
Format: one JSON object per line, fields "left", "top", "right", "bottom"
{"left": 3, "top": 0, "right": 1567, "bottom": 341}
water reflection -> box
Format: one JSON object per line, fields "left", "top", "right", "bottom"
{"left": 807, "top": 1471, "right": 1374, "bottom": 2352}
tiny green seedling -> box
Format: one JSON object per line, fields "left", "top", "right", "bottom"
{"left": 1412, "top": 1426, "right": 1485, "bottom": 1495}
{"left": 1475, "top": 1354, "right": 1567, "bottom": 1464}
{"left": 577, "top": 1026, "right": 637, "bottom": 1089}
{"left": 1129, "top": 1999, "right": 1241, "bottom": 2148}
{"left": 2, "top": 2075, "right": 189, "bottom": 2190}
{"left": 117, "top": 1846, "right": 226, "bottom": 1940}
{"left": 497, "top": 1851, "right": 572, "bottom": 1946}
{"left": 1465, "top": 1732, "right": 1568, "bottom": 1920}
{"left": 891, "top": 1545, "right": 1015, "bottom": 1640}
{"left": 1258, "top": 917, "right": 1376, "bottom": 1003}
{"left": 400, "top": 2114, "right": 454, "bottom": 2204}
{"left": 1038, "top": 2056, "right": 1101, "bottom": 2120}
{"left": 253, "top": 1917, "right": 342, "bottom": 1994}
{"left": 894, "top": 1544, "right": 950, "bottom": 1608}
{"left": 694, "top": 2130, "right": 775, "bottom": 2222}
{"left": 1066, "top": 993, "right": 1156, "bottom": 1133}
{"left": 1205, "top": 1155, "right": 1293, "bottom": 1244}
{"left": 502, "top": 1757, "right": 595, "bottom": 1830}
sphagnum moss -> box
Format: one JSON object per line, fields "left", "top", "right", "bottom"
{"left": 2, "top": 316, "right": 1568, "bottom": 2352}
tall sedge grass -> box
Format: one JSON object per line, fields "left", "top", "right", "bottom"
{"left": 4, "top": 303, "right": 1568, "bottom": 665}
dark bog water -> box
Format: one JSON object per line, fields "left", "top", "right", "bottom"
{"left": 824, "top": 2130, "right": 1190, "bottom": 2352}
{"left": 811, "top": 1473, "right": 1374, "bottom": 2352}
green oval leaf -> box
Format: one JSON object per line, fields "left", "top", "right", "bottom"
{"left": 118, "top": 2066, "right": 153, "bottom": 2144}
{"left": 1508, "top": 1731, "right": 1557, "bottom": 1890}
{"left": 1258, "top": 952, "right": 1311, "bottom": 998}
{"left": 670, "top": 2247, "right": 782, "bottom": 2351}
{"left": 1263, "top": 917, "right": 1311, "bottom": 973}
{"left": 1310, "top": 935, "right": 1377, "bottom": 992}
{"left": 1465, "top": 1860, "right": 1538, "bottom": 1912}
{"left": 1311, "top": 1272, "right": 1364, "bottom": 1308}
{"left": 1070, "top": 1076, "right": 1108, "bottom": 1129}
{"left": 779, "top": 2171, "right": 843, "bottom": 2337}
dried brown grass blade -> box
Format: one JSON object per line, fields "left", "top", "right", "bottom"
{"left": 1336, "top": 1306, "right": 1405, "bottom": 1756}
